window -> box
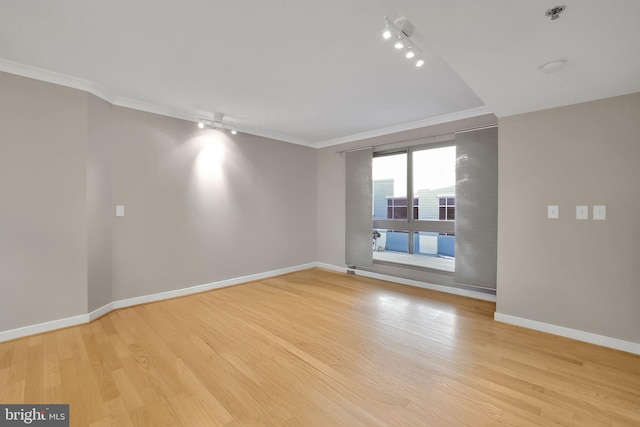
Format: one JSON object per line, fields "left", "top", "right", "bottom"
{"left": 438, "top": 197, "right": 455, "bottom": 221}
{"left": 387, "top": 197, "right": 419, "bottom": 220}
{"left": 372, "top": 144, "right": 456, "bottom": 271}
{"left": 346, "top": 126, "right": 498, "bottom": 287}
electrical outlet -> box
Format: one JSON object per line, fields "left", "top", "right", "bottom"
{"left": 576, "top": 205, "right": 588, "bottom": 220}
{"left": 593, "top": 205, "right": 606, "bottom": 220}
{"left": 547, "top": 205, "right": 559, "bottom": 219}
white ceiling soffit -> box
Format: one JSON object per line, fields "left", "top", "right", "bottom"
{"left": 0, "top": 0, "right": 489, "bottom": 147}
{"left": 394, "top": 0, "right": 640, "bottom": 118}
{"left": 2, "top": 2, "right": 637, "bottom": 147}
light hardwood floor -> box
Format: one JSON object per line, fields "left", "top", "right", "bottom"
{"left": 1, "top": 268, "right": 639, "bottom": 426}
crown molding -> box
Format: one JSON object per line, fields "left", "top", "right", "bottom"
{"left": 0, "top": 59, "right": 317, "bottom": 146}
{"left": 112, "top": 97, "right": 205, "bottom": 123}
{"left": 231, "top": 125, "right": 317, "bottom": 147}
{"left": 0, "top": 58, "right": 493, "bottom": 149}
{"left": 0, "top": 58, "right": 115, "bottom": 103}
{"left": 313, "top": 106, "right": 494, "bottom": 148}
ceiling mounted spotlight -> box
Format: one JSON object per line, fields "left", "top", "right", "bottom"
{"left": 545, "top": 5, "right": 565, "bottom": 20}
{"left": 382, "top": 19, "right": 393, "bottom": 39}
{"left": 196, "top": 113, "right": 239, "bottom": 135}
{"left": 381, "top": 16, "right": 424, "bottom": 69}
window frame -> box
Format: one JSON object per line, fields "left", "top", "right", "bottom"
{"left": 372, "top": 141, "right": 456, "bottom": 257}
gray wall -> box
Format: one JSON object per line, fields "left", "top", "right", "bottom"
{"left": 0, "top": 72, "right": 317, "bottom": 333}
{"left": 0, "top": 72, "right": 88, "bottom": 331}
{"left": 110, "top": 107, "right": 317, "bottom": 301}
{"left": 6, "top": 67, "right": 638, "bottom": 349}
{"left": 497, "top": 92, "right": 640, "bottom": 343}
{"left": 87, "top": 94, "right": 113, "bottom": 311}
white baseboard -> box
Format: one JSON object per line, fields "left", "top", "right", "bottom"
{"left": 107, "top": 262, "right": 317, "bottom": 311}
{"left": 0, "top": 313, "right": 89, "bottom": 343}
{"left": 494, "top": 312, "right": 640, "bottom": 355}
{"left": 88, "top": 302, "right": 113, "bottom": 322}
{"left": 314, "top": 262, "right": 349, "bottom": 274}
{"left": 11, "top": 263, "right": 636, "bottom": 357}
{"left": 0, "top": 263, "right": 316, "bottom": 343}
{"left": 314, "top": 262, "right": 496, "bottom": 302}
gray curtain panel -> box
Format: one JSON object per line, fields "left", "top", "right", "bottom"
{"left": 345, "top": 148, "right": 373, "bottom": 268}
{"left": 454, "top": 127, "right": 498, "bottom": 288}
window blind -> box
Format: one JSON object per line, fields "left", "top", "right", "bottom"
{"left": 345, "top": 148, "right": 373, "bottom": 268}
{"left": 454, "top": 127, "right": 498, "bottom": 288}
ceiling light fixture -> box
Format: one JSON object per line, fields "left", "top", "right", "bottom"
{"left": 382, "top": 17, "right": 424, "bottom": 69}
{"left": 382, "top": 20, "right": 393, "bottom": 40}
{"left": 196, "top": 113, "right": 239, "bottom": 135}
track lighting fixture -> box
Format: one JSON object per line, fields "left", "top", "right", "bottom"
{"left": 382, "top": 16, "right": 424, "bottom": 69}
{"left": 196, "top": 113, "right": 239, "bottom": 135}
{"left": 382, "top": 21, "right": 392, "bottom": 40}
{"left": 394, "top": 36, "right": 404, "bottom": 50}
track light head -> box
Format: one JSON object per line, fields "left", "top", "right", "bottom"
{"left": 383, "top": 16, "right": 423, "bottom": 69}
{"left": 382, "top": 18, "right": 393, "bottom": 40}
{"left": 197, "top": 113, "right": 239, "bottom": 135}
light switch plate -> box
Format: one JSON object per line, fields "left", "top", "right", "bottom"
{"left": 116, "top": 205, "right": 125, "bottom": 217}
{"left": 593, "top": 205, "right": 606, "bottom": 220}
{"left": 576, "top": 205, "right": 588, "bottom": 220}
{"left": 547, "top": 205, "right": 559, "bottom": 219}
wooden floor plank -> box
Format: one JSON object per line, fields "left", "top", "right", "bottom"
{"left": 0, "top": 268, "right": 639, "bottom": 426}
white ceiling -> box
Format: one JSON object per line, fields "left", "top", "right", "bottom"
{"left": 1, "top": 1, "right": 638, "bottom": 147}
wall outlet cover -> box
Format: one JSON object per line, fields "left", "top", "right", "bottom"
{"left": 593, "top": 205, "right": 606, "bottom": 220}
{"left": 548, "top": 205, "right": 559, "bottom": 219}
{"left": 576, "top": 205, "right": 588, "bottom": 220}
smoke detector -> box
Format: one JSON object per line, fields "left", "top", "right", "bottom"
{"left": 540, "top": 59, "right": 567, "bottom": 73}
{"left": 546, "top": 5, "right": 566, "bottom": 20}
